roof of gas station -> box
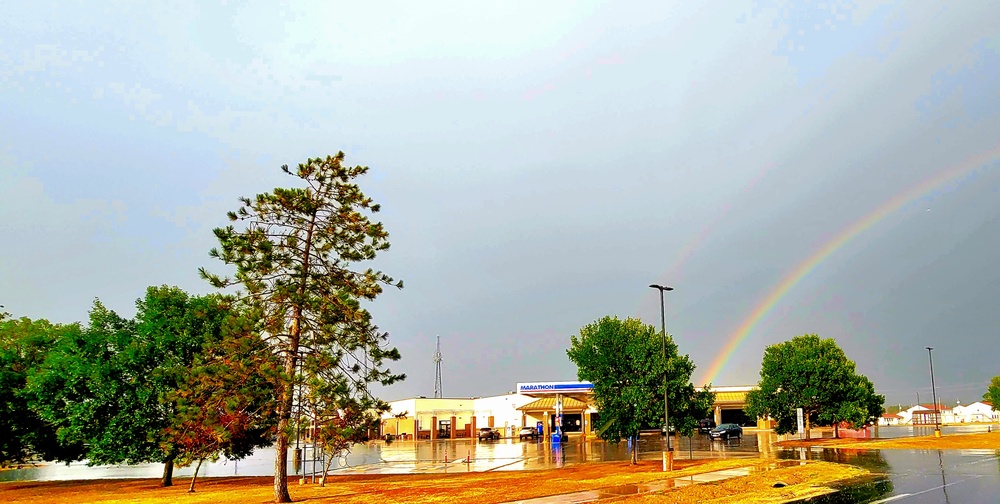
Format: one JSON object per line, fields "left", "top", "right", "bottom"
{"left": 714, "top": 390, "right": 750, "bottom": 404}
{"left": 517, "top": 396, "right": 590, "bottom": 412}
{"left": 514, "top": 382, "right": 755, "bottom": 411}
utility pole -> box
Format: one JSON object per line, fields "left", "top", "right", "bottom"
{"left": 649, "top": 284, "right": 674, "bottom": 471}
{"left": 926, "top": 347, "right": 941, "bottom": 437}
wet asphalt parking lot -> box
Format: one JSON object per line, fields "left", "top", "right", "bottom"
{"left": 5, "top": 427, "right": 1000, "bottom": 502}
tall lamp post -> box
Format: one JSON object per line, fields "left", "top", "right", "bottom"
{"left": 926, "top": 346, "right": 941, "bottom": 437}
{"left": 649, "top": 284, "right": 673, "bottom": 471}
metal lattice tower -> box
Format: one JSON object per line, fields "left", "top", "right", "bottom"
{"left": 433, "top": 336, "right": 443, "bottom": 398}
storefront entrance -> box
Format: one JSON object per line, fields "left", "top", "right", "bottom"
{"left": 552, "top": 413, "right": 583, "bottom": 433}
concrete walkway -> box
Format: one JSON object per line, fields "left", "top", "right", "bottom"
{"left": 501, "top": 461, "right": 806, "bottom": 503}
{"left": 500, "top": 467, "right": 751, "bottom": 503}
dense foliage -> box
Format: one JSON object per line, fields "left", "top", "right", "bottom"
{"left": 0, "top": 317, "right": 82, "bottom": 465}
{"left": 984, "top": 376, "right": 1000, "bottom": 407}
{"left": 744, "top": 334, "right": 884, "bottom": 439}
{"left": 566, "top": 316, "right": 713, "bottom": 464}
{"left": 22, "top": 287, "right": 276, "bottom": 487}
{"left": 165, "top": 309, "right": 279, "bottom": 492}
{"left": 201, "top": 153, "right": 404, "bottom": 502}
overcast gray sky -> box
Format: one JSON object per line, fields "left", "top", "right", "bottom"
{"left": 3, "top": 1, "right": 999, "bottom": 407}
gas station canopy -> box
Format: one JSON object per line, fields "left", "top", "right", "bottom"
{"left": 516, "top": 381, "right": 594, "bottom": 404}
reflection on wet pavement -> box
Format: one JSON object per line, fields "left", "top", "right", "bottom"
{"left": 0, "top": 432, "right": 765, "bottom": 482}
{"left": 11, "top": 425, "right": 999, "bottom": 504}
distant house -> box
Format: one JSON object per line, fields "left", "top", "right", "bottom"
{"left": 953, "top": 401, "right": 997, "bottom": 423}
{"left": 878, "top": 413, "right": 902, "bottom": 426}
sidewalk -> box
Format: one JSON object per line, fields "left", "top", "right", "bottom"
{"left": 501, "top": 461, "right": 805, "bottom": 503}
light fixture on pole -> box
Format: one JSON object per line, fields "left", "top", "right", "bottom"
{"left": 649, "top": 283, "right": 673, "bottom": 471}
{"left": 926, "top": 346, "right": 941, "bottom": 437}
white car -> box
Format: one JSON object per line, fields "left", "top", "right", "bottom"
{"left": 519, "top": 426, "right": 539, "bottom": 440}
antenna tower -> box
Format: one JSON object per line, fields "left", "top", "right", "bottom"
{"left": 433, "top": 336, "right": 443, "bottom": 398}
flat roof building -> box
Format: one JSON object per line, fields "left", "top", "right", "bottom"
{"left": 381, "top": 381, "right": 761, "bottom": 440}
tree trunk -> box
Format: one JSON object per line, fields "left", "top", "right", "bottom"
{"left": 834, "top": 422, "right": 839, "bottom": 439}
{"left": 804, "top": 414, "right": 811, "bottom": 441}
{"left": 273, "top": 193, "right": 315, "bottom": 503}
{"left": 161, "top": 456, "right": 175, "bottom": 487}
{"left": 274, "top": 346, "right": 297, "bottom": 503}
{"left": 320, "top": 450, "right": 334, "bottom": 487}
{"left": 188, "top": 459, "right": 204, "bottom": 493}
{"left": 630, "top": 436, "right": 638, "bottom": 465}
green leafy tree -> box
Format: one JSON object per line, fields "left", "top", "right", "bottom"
{"left": 28, "top": 301, "right": 161, "bottom": 469}
{"left": 0, "top": 316, "right": 83, "bottom": 465}
{"left": 984, "top": 376, "right": 1000, "bottom": 407}
{"left": 566, "top": 316, "right": 713, "bottom": 464}
{"left": 135, "top": 286, "right": 229, "bottom": 485}
{"left": 745, "top": 334, "right": 884, "bottom": 439}
{"left": 28, "top": 288, "right": 239, "bottom": 486}
{"left": 201, "top": 152, "right": 404, "bottom": 502}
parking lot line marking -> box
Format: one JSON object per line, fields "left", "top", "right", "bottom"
{"left": 870, "top": 494, "right": 911, "bottom": 503}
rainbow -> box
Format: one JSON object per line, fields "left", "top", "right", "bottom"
{"left": 698, "top": 146, "right": 1000, "bottom": 385}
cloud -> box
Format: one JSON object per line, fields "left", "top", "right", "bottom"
{"left": 916, "top": 39, "right": 1000, "bottom": 125}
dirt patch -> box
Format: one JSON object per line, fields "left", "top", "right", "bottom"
{"left": 621, "top": 461, "right": 869, "bottom": 503}
{"left": 776, "top": 431, "right": 1000, "bottom": 450}
{"left": 0, "top": 458, "right": 873, "bottom": 504}
{"left": 0, "top": 459, "right": 760, "bottom": 504}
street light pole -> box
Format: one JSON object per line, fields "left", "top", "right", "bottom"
{"left": 926, "top": 346, "right": 941, "bottom": 437}
{"left": 649, "top": 284, "right": 673, "bottom": 471}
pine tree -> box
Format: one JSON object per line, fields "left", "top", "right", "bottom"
{"left": 201, "top": 152, "right": 404, "bottom": 503}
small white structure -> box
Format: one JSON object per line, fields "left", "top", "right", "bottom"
{"left": 879, "top": 413, "right": 903, "bottom": 426}
{"left": 952, "top": 401, "right": 997, "bottom": 423}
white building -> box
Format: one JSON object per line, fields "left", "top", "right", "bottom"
{"left": 381, "top": 393, "right": 544, "bottom": 440}
{"left": 878, "top": 413, "right": 902, "bottom": 426}
{"left": 473, "top": 393, "right": 538, "bottom": 436}
{"left": 380, "top": 380, "right": 763, "bottom": 441}
{"left": 952, "top": 401, "right": 997, "bottom": 423}
{"left": 380, "top": 382, "right": 600, "bottom": 440}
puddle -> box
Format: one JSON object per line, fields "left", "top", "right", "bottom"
{"left": 800, "top": 475, "right": 894, "bottom": 503}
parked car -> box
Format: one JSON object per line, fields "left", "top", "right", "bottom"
{"left": 478, "top": 427, "right": 500, "bottom": 441}
{"left": 519, "top": 426, "right": 539, "bottom": 440}
{"left": 709, "top": 423, "right": 743, "bottom": 440}
{"left": 698, "top": 419, "right": 717, "bottom": 434}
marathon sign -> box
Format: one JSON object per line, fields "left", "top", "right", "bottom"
{"left": 517, "top": 381, "right": 594, "bottom": 395}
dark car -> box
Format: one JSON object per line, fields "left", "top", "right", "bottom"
{"left": 478, "top": 427, "right": 500, "bottom": 441}
{"left": 519, "top": 426, "right": 539, "bottom": 440}
{"left": 709, "top": 423, "right": 743, "bottom": 440}
{"left": 698, "top": 419, "right": 716, "bottom": 434}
